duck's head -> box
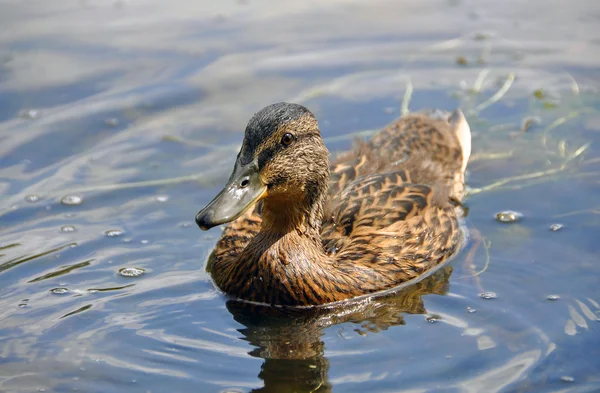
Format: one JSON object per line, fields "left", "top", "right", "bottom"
{"left": 196, "top": 102, "right": 329, "bottom": 231}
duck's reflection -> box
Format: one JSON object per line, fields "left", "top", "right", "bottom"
{"left": 225, "top": 266, "right": 453, "bottom": 393}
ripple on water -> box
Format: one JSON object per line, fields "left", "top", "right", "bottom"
{"left": 105, "top": 229, "right": 124, "bottom": 237}
{"left": 118, "top": 267, "right": 145, "bottom": 278}
{"left": 61, "top": 195, "right": 83, "bottom": 206}
{"left": 495, "top": 210, "right": 523, "bottom": 223}
{"left": 50, "top": 287, "right": 70, "bottom": 295}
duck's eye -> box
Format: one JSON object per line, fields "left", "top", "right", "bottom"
{"left": 281, "top": 133, "right": 294, "bottom": 146}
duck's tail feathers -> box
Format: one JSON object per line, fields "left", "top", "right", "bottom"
{"left": 448, "top": 109, "right": 471, "bottom": 174}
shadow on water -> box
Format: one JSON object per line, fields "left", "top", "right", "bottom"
{"left": 227, "top": 267, "right": 453, "bottom": 393}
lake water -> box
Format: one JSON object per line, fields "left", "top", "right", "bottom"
{"left": 1, "top": 1, "right": 599, "bottom": 392}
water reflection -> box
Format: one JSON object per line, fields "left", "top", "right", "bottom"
{"left": 227, "top": 267, "right": 453, "bottom": 392}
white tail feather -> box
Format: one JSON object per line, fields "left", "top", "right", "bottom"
{"left": 449, "top": 109, "right": 471, "bottom": 174}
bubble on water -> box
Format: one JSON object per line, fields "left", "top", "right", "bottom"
{"left": 61, "top": 225, "right": 76, "bottom": 233}
{"left": 19, "top": 109, "right": 40, "bottom": 119}
{"left": 105, "top": 229, "right": 124, "bottom": 237}
{"left": 426, "top": 315, "right": 441, "bottom": 323}
{"left": 140, "top": 239, "right": 149, "bottom": 244}
{"left": 122, "top": 238, "right": 132, "bottom": 243}
{"left": 156, "top": 195, "right": 169, "bottom": 203}
{"left": 560, "top": 376, "right": 574, "bottom": 382}
{"left": 549, "top": 223, "right": 564, "bottom": 232}
{"left": 25, "top": 194, "right": 40, "bottom": 203}
{"left": 51, "top": 287, "right": 70, "bottom": 295}
{"left": 104, "top": 118, "right": 119, "bottom": 127}
{"left": 118, "top": 267, "right": 145, "bottom": 278}
{"left": 495, "top": 211, "right": 523, "bottom": 223}
{"left": 479, "top": 292, "right": 498, "bottom": 300}
{"left": 546, "top": 294, "right": 561, "bottom": 301}
{"left": 467, "top": 306, "right": 477, "bottom": 313}
{"left": 61, "top": 195, "right": 83, "bottom": 206}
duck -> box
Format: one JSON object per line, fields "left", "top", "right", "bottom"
{"left": 195, "top": 102, "right": 471, "bottom": 307}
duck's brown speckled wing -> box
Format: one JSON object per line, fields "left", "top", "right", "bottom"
{"left": 321, "top": 172, "right": 463, "bottom": 283}
{"left": 328, "top": 110, "right": 468, "bottom": 202}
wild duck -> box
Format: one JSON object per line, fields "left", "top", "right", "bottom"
{"left": 195, "top": 102, "right": 471, "bottom": 306}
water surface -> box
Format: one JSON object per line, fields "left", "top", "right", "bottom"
{"left": 1, "top": 1, "right": 600, "bottom": 392}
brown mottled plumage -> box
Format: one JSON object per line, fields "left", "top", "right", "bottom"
{"left": 195, "top": 102, "right": 471, "bottom": 306}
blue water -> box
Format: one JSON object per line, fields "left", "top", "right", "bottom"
{"left": 1, "top": 1, "right": 599, "bottom": 392}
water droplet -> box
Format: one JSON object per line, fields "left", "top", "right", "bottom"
{"left": 61, "top": 195, "right": 83, "bottom": 206}
{"left": 105, "top": 229, "right": 124, "bottom": 237}
{"left": 61, "top": 225, "right": 76, "bottom": 233}
{"left": 156, "top": 195, "right": 169, "bottom": 203}
{"left": 51, "top": 287, "right": 70, "bottom": 295}
{"left": 561, "top": 376, "right": 574, "bottom": 382}
{"left": 549, "top": 223, "right": 564, "bottom": 232}
{"left": 104, "top": 118, "right": 119, "bottom": 127}
{"left": 118, "top": 267, "right": 145, "bottom": 277}
{"left": 426, "top": 315, "right": 441, "bottom": 323}
{"left": 546, "top": 294, "right": 561, "bottom": 301}
{"left": 467, "top": 306, "right": 477, "bottom": 313}
{"left": 25, "top": 194, "right": 40, "bottom": 203}
{"left": 19, "top": 109, "right": 40, "bottom": 119}
{"left": 495, "top": 211, "right": 523, "bottom": 223}
{"left": 479, "top": 292, "right": 497, "bottom": 300}
{"left": 140, "top": 239, "right": 149, "bottom": 244}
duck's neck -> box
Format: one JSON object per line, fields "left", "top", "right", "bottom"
{"left": 259, "top": 181, "right": 328, "bottom": 246}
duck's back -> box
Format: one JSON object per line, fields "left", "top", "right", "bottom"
{"left": 328, "top": 110, "right": 470, "bottom": 203}
{"left": 320, "top": 110, "right": 471, "bottom": 276}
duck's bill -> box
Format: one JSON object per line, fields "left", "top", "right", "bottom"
{"left": 195, "top": 162, "right": 267, "bottom": 231}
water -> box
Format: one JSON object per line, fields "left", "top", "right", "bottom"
{"left": 1, "top": 0, "right": 599, "bottom": 392}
